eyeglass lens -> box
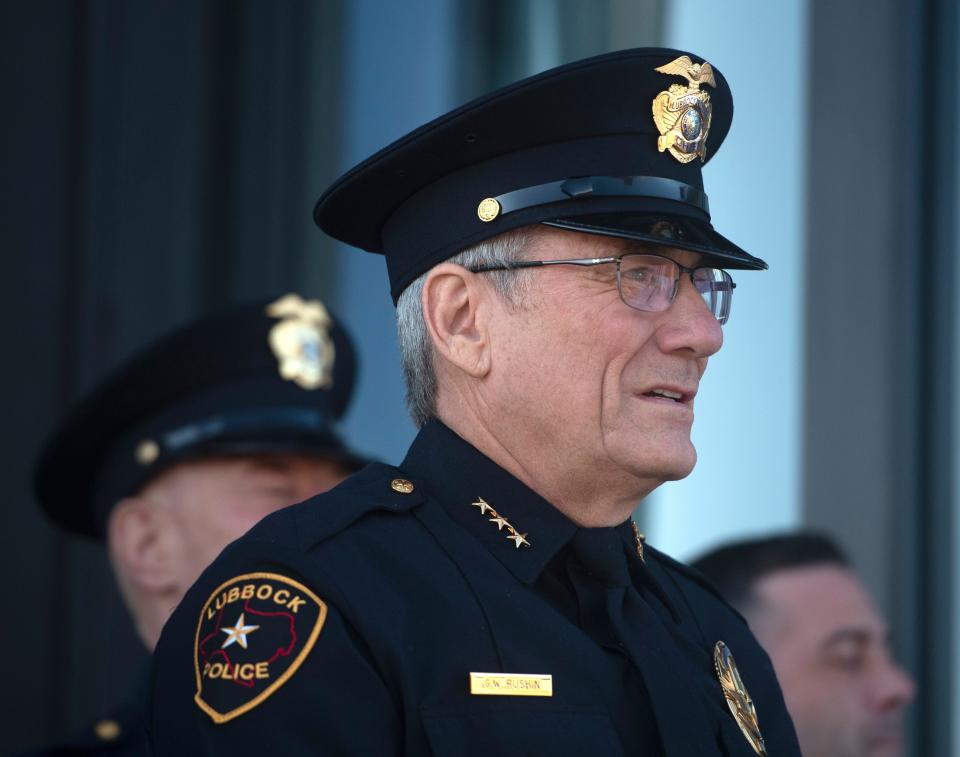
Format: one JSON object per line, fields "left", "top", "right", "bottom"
{"left": 617, "top": 255, "right": 733, "bottom": 324}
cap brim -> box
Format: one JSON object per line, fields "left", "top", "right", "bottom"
{"left": 195, "top": 435, "right": 374, "bottom": 474}
{"left": 84, "top": 432, "right": 374, "bottom": 540}
{"left": 542, "top": 213, "right": 767, "bottom": 270}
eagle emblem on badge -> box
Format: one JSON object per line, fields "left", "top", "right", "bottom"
{"left": 652, "top": 55, "right": 716, "bottom": 164}
{"left": 714, "top": 641, "right": 767, "bottom": 756}
{"left": 265, "top": 294, "right": 335, "bottom": 390}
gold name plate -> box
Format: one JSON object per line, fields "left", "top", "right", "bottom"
{"left": 469, "top": 672, "right": 553, "bottom": 697}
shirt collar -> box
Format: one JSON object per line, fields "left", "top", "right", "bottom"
{"left": 400, "top": 420, "right": 678, "bottom": 622}
{"left": 400, "top": 420, "right": 578, "bottom": 585}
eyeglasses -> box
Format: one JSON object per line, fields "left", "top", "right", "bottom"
{"left": 469, "top": 252, "right": 736, "bottom": 324}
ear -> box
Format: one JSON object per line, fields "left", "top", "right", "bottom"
{"left": 422, "top": 262, "right": 493, "bottom": 378}
{"left": 107, "top": 496, "right": 180, "bottom": 596}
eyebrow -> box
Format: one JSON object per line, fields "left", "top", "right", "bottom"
{"left": 819, "top": 627, "right": 881, "bottom": 651}
{"left": 244, "top": 456, "right": 295, "bottom": 474}
{"left": 617, "top": 238, "right": 698, "bottom": 265}
{"left": 619, "top": 238, "right": 664, "bottom": 256}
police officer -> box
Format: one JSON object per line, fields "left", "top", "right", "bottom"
{"left": 149, "top": 49, "right": 802, "bottom": 755}
{"left": 30, "top": 294, "right": 368, "bottom": 755}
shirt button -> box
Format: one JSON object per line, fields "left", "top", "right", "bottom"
{"left": 94, "top": 719, "right": 121, "bottom": 742}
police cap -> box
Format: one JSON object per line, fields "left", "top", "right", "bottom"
{"left": 34, "top": 294, "right": 367, "bottom": 539}
{"left": 314, "top": 47, "right": 766, "bottom": 303}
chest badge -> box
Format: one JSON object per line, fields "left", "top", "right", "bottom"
{"left": 652, "top": 55, "right": 715, "bottom": 164}
{"left": 714, "top": 641, "right": 767, "bottom": 756}
{"left": 266, "top": 294, "right": 336, "bottom": 390}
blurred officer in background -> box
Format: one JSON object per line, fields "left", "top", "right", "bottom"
{"left": 30, "top": 294, "right": 368, "bottom": 755}
{"left": 150, "top": 48, "right": 803, "bottom": 755}
{"left": 692, "top": 532, "right": 916, "bottom": 757}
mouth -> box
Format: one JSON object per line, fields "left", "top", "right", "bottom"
{"left": 640, "top": 386, "right": 696, "bottom": 405}
{"left": 865, "top": 721, "right": 904, "bottom": 750}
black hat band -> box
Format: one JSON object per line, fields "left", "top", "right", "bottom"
{"left": 484, "top": 175, "right": 710, "bottom": 221}
{"left": 92, "top": 405, "right": 345, "bottom": 535}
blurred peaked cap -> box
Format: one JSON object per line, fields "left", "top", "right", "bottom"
{"left": 33, "top": 294, "right": 371, "bottom": 540}
{"left": 314, "top": 46, "right": 767, "bottom": 303}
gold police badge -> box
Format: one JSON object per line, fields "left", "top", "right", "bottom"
{"left": 265, "top": 294, "right": 335, "bottom": 390}
{"left": 714, "top": 641, "right": 767, "bottom": 756}
{"left": 651, "top": 55, "right": 716, "bottom": 164}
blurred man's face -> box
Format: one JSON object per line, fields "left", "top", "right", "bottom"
{"left": 151, "top": 453, "right": 351, "bottom": 597}
{"left": 750, "top": 565, "right": 915, "bottom": 757}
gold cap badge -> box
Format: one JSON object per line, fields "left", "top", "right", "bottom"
{"left": 714, "top": 641, "right": 767, "bottom": 756}
{"left": 652, "top": 56, "right": 716, "bottom": 164}
{"left": 265, "top": 294, "right": 335, "bottom": 390}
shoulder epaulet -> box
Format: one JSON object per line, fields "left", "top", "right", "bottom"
{"left": 287, "top": 463, "right": 426, "bottom": 551}
{"left": 644, "top": 544, "right": 749, "bottom": 626}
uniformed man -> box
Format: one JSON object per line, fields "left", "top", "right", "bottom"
{"left": 692, "top": 533, "right": 916, "bottom": 757}
{"left": 149, "top": 48, "right": 803, "bottom": 755}
{"left": 30, "top": 295, "right": 368, "bottom": 755}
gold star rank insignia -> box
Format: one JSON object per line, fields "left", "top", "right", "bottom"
{"left": 469, "top": 497, "right": 532, "bottom": 548}
{"left": 472, "top": 497, "right": 493, "bottom": 515}
{"left": 489, "top": 515, "right": 509, "bottom": 531}
{"left": 714, "top": 641, "right": 767, "bottom": 755}
{"left": 506, "top": 531, "right": 530, "bottom": 548}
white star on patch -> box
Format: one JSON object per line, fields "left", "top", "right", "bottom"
{"left": 220, "top": 613, "right": 260, "bottom": 650}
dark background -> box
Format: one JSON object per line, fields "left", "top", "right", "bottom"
{"left": 4, "top": 2, "right": 347, "bottom": 749}
{"left": 2, "top": 1, "right": 956, "bottom": 754}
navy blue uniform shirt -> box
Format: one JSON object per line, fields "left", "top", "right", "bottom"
{"left": 21, "top": 673, "right": 149, "bottom": 756}
{"left": 148, "top": 421, "right": 800, "bottom": 756}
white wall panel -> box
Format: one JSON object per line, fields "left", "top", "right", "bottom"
{"left": 646, "top": 0, "right": 808, "bottom": 559}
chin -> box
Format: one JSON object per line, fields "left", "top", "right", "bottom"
{"left": 611, "top": 439, "right": 698, "bottom": 483}
{"left": 654, "top": 455, "right": 698, "bottom": 482}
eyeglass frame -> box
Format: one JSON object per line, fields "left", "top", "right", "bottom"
{"left": 466, "top": 251, "right": 737, "bottom": 323}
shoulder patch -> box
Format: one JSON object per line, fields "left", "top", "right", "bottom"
{"left": 194, "top": 572, "right": 327, "bottom": 724}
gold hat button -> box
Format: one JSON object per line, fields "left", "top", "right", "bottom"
{"left": 477, "top": 197, "right": 501, "bottom": 222}
{"left": 134, "top": 439, "right": 159, "bottom": 466}
{"left": 390, "top": 478, "right": 415, "bottom": 494}
{"left": 94, "top": 719, "right": 121, "bottom": 742}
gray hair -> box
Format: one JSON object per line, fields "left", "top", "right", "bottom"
{"left": 396, "top": 227, "right": 537, "bottom": 427}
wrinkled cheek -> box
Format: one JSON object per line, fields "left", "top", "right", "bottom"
{"left": 599, "top": 360, "right": 635, "bottom": 426}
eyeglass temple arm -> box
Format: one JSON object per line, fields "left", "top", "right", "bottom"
{"left": 696, "top": 279, "right": 736, "bottom": 292}
{"left": 471, "top": 257, "right": 619, "bottom": 273}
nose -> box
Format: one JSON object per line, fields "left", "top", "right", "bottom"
{"left": 870, "top": 656, "right": 917, "bottom": 712}
{"left": 654, "top": 275, "right": 724, "bottom": 358}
